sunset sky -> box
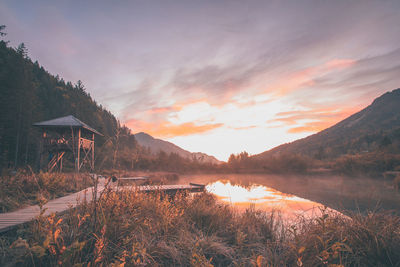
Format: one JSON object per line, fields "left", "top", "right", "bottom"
{"left": 2, "top": 1, "right": 400, "bottom": 161}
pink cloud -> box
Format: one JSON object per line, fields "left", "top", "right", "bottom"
{"left": 271, "top": 105, "right": 361, "bottom": 133}
{"left": 126, "top": 119, "right": 223, "bottom": 138}
{"left": 270, "top": 58, "right": 357, "bottom": 96}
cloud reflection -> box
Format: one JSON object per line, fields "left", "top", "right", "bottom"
{"left": 206, "top": 180, "right": 332, "bottom": 218}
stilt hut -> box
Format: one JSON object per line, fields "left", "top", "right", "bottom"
{"left": 33, "top": 115, "right": 102, "bottom": 172}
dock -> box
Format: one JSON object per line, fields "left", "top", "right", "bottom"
{"left": 0, "top": 186, "right": 102, "bottom": 233}
{"left": 118, "top": 183, "right": 205, "bottom": 194}
{"left": 117, "top": 176, "right": 149, "bottom": 181}
{"left": 0, "top": 179, "right": 205, "bottom": 233}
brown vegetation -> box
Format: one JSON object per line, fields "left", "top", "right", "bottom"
{"left": 332, "top": 152, "right": 400, "bottom": 177}
{"left": 0, "top": 183, "right": 399, "bottom": 266}
{"left": 0, "top": 170, "right": 92, "bottom": 213}
{"left": 394, "top": 174, "right": 400, "bottom": 192}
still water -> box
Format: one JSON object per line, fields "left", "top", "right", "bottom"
{"left": 181, "top": 173, "right": 400, "bottom": 215}
{"left": 205, "top": 180, "right": 332, "bottom": 219}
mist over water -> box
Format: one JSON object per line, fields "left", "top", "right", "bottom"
{"left": 180, "top": 174, "right": 400, "bottom": 214}
{"left": 205, "top": 180, "right": 332, "bottom": 219}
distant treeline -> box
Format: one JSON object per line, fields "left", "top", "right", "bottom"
{"left": 223, "top": 150, "right": 400, "bottom": 178}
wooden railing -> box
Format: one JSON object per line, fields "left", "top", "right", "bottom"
{"left": 43, "top": 138, "right": 72, "bottom": 151}
{"left": 80, "top": 137, "right": 93, "bottom": 149}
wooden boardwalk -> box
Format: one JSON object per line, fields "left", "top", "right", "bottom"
{"left": 0, "top": 186, "right": 103, "bottom": 233}
{"left": 117, "top": 183, "right": 205, "bottom": 194}
{"left": 0, "top": 179, "right": 205, "bottom": 233}
{"left": 117, "top": 176, "right": 149, "bottom": 181}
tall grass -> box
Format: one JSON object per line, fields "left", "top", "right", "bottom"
{"left": 0, "top": 182, "right": 399, "bottom": 266}
{"left": 394, "top": 174, "right": 400, "bottom": 192}
{"left": 0, "top": 169, "right": 93, "bottom": 213}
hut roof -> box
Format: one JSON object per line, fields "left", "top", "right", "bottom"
{"left": 33, "top": 115, "right": 103, "bottom": 136}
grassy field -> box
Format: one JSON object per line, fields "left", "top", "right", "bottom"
{"left": 0, "top": 170, "right": 93, "bottom": 213}
{"left": 0, "top": 179, "right": 399, "bottom": 266}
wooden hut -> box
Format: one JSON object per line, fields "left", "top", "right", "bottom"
{"left": 33, "top": 115, "right": 102, "bottom": 172}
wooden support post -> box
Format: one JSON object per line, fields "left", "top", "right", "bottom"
{"left": 37, "top": 130, "right": 44, "bottom": 171}
{"left": 92, "top": 133, "right": 95, "bottom": 171}
{"left": 77, "top": 128, "right": 81, "bottom": 173}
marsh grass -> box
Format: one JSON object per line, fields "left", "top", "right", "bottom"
{"left": 0, "top": 182, "right": 399, "bottom": 266}
{"left": 394, "top": 174, "right": 400, "bottom": 192}
{"left": 0, "top": 169, "right": 93, "bottom": 213}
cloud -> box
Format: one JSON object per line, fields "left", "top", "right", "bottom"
{"left": 126, "top": 119, "right": 223, "bottom": 138}
{"left": 146, "top": 107, "right": 176, "bottom": 114}
{"left": 230, "top": 125, "right": 257, "bottom": 130}
{"left": 169, "top": 64, "right": 259, "bottom": 104}
{"left": 271, "top": 106, "right": 361, "bottom": 133}
{"left": 268, "top": 58, "right": 357, "bottom": 97}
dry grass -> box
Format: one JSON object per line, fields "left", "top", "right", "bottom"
{"left": 0, "top": 181, "right": 399, "bottom": 266}
{"left": 0, "top": 169, "right": 93, "bottom": 213}
{"left": 394, "top": 175, "right": 400, "bottom": 192}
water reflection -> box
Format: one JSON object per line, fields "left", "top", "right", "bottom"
{"left": 206, "top": 180, "right": 331, "bottom": 218}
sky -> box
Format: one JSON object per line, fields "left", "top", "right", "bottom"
{"left": 2, "top": 0, "right": 400, "bottom": 161}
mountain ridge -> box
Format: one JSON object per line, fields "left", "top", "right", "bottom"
{"left": 255, "top": 88, "right": 400, "bottom": 159}
{"left": 134, "top": 132, "right": 221, "bottom": 164}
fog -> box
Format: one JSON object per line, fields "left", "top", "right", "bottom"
{"left": 179, "top": 174, "right": 400, "bottom": 214}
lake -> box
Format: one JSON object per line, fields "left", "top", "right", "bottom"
{"left": 180, "top": 173, "right": 400, "bottom": 215}
{"left": 205, "top": 180, "right": 334, "bottom": 219}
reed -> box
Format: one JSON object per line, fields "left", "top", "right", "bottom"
{"left": 0, "top": 170, "right": 93, "bottom": 213}
{"left": 0, "top": 180, "right": 399, "bottom": 266}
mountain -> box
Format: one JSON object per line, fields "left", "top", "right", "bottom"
{"left": 256, "top": 88, "right": 400, "bottom": 159}
{"left": 134, "top": 132, "right": 221, "bottom": 164}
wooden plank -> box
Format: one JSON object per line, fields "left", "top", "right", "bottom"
{"left": 116, "top": 184, "right": 205, "bottom": 193}
{"left": 118, "top": 176, "right": 149, "bottom": 180}
{"left": 0, "top": 184, "right": 104, "bottom": 233}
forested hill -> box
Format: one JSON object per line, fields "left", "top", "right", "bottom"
{"left": 134, "top": 132, "right": 221, "bottom": 164}
{"left": 0, "top": 39, "right": 136, "bottom": 170}
{"left": 255, "top": 88, "right": 400, "bottom": 160}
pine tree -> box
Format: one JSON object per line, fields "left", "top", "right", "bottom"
{"left": 0, "top": 25, "right": 6, "bottom": 37}
{"left": 16, "top": 43, "right": 28, "bottom": 58}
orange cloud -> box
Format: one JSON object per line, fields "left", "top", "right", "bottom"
{"left": 288, "top": 120, "right": 338, "bottom": 133}
{"left": 146, "top": 107, "right": 177, "bottom": 114}
{"left": 126, "top": 119, "right": 223, "bottom": 138}
{"left": 271, "top": 106, "right": 361, "bottom": 133}
{"left": 230, "top": 125, "right": 257, "bottom": 130}
{"left": 271, "top": 58, "right": 357, "bottom": 96}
